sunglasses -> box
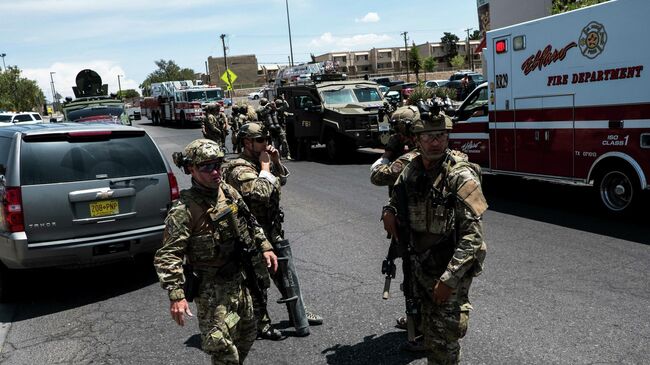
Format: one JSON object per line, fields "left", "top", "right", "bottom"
{"left": 197, "top": 161, "right": 222, "bottom": 173}
{"left": 254, "top": 137, "right": 269, "bottom": 143}
{"left": 419, "top": 132, "right": 448, "bottom": 143}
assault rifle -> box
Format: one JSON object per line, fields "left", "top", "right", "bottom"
{"left": 381, "top": 237, "right": 397, "bottom": 300}
{"left": 394, "top": 182, "right": 419, "bottom": 342}
{"left": 211, "top": 204, "right": 267, "bottom": 311}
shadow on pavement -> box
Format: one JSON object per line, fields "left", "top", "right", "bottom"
{"left": 298, "top": 147, "right": 382, "bottom": 166}
{"left": 322, "top": 331, "right": 425, "bottom": 365}
{"left": 4, "top": 256, "right": 158, "bottom": 319}
{"left": 482, "top": 175, "right": 649, "bottom": 245}
{"left": 184, "top": 333, "right": 202, "bottom": 350}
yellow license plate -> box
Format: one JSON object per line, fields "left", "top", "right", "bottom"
{"left": 90, "top": 199, "right": 119, "bottom": 217}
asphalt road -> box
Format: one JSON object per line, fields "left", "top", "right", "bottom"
{"left": 0, "top": 116, "right": 648, "bottom": 365}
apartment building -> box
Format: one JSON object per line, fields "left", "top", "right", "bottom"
{"left": 314, "top": 40, "right": 482, "bottom": 76}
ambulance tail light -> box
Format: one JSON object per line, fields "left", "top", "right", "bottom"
{"left": 496, "top": 40, "right": 507, "bottom": 54}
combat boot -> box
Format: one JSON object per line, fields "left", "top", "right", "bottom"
{"left": 305, "top": 310, "right": 323, "bottom": 325}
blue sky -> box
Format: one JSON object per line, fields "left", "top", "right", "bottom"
{"left": 0, "top": 0, "right": 479, "bottom": 100}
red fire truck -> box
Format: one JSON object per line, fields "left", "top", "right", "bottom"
{"left": 140, "top": 80, "right": 205, "bottom": 127}
{"left": 450, "top": 0, "right": 649, "bottom": 213}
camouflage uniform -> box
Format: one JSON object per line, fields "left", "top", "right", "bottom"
{"left": 203, "top": 110, "right": 225, "bottom": 146}
{"left": 370, "top": 150, "right": 419, "bottom": 187}
{"left": 384, "top": 116, "right": 487, "bottom": 364}
{"left": 154, "top": 139, "right": 274, "bottom": 365}
{"left": 273, "top": 98, "right": 291, "bottom": 158}
{"left": 370, "top": 105, "right": 420, "bottom": 187}
{"left": 222, "top": 123, "right": 294, "bottom": 336}
{"left": 231, "top": 104, "right": 258, "bottom": 153}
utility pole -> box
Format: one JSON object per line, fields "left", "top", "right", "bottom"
{"left": 220, "top": 34, "right": 234, "bottom": 99}
{"left": 205, "top": 61, "right": 210, "bottom": 84}
{"left": 401, "top": 31, "right": 410, "bottom": 82}
{"left": 465, "top": 28, "right": 474, "bottom": 71}
{"left": 50, "top": 71, "right": 57, "bottom": 114}
{"left": 117, "top": 74, "right": 123, "bottom": 99}
{"left": 285, "top": 0, "right": 294, "bottom": 66}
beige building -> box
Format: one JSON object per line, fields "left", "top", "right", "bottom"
{"left": 207, "top": 54, "right": 259, "bottom": 88}
{"left": 314, "top": 40, "right": 482, "bottom": 77}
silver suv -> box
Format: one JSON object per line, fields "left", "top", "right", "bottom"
{"left": 0, "top": 123, "right": 179, "bottom": 299}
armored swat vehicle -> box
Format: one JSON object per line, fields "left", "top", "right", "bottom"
{"left": 277, "top": 73, "right": 390, "bottom": 161}
{"left": 61, "top": 69, "right": 131, "bottom": 125}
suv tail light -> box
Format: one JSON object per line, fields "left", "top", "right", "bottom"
{"left": 2, "top": 187, "right": 24, "bottom": 232}
{"left": 168, "top": 172, "right": 180, "bottom": 201}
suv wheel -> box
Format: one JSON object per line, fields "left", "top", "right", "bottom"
{"left": 254, "top": 95, "right": 260, "bottom": 100}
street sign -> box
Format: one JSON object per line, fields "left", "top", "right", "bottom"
{"left": 220, "top": 69, "right": 237, "bottom": 88}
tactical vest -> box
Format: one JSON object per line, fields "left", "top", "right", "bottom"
{"left": 181, "top": 184, "right": 254, "bottom": 273}
{"left": 403, "top": 151, "right": 481, "bottom": 249}
{"left": 223, "top": 158, "right": 284, "bottom": 242}
{"left": 402, "top": 150, "right": 487, "bottom": 276}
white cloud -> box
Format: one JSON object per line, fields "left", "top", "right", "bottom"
{"left": 23, "top": 61, "right": 139, "bottom": 100}
{"left": 355, "top": 12, "right": 380, "bottom": 23}
{"left": 309, "top": 32, "right": 392, "bottom": 50}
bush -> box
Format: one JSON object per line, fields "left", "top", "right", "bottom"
{"left": 407, "top": 86, "right": 434, "bottom": 105}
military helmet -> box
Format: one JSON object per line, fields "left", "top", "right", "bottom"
{"left": 183, "top": 139, "right": 225, "bottom": 165}
{"left": 389, "top": 106, "right": 419, "bottom": 135}
{"left": 259, "top": 97, "right": 268, "bottom": 106}
{"left": 412, "top": 113, "right": 453, "bottom": 134}
{"left": 237, "top": 122, "right": 268, "bottom": 139}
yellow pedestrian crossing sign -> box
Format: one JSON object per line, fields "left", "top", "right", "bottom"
{"left": 221, "top": 69, "right": 237, "bottom": 89}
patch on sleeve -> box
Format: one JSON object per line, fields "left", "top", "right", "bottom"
{"left": 391, "top": 160, "right": 404, "bottom": 174}
{"left": 456, "top": 179, "right": 488, "bottom": 216}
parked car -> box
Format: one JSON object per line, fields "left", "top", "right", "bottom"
{"left": 0, "top": 112, "right": 44, "bottom": 126}
{"left": 248, "top": 87, "right": 272, "bottom": 100}
{"left": 0, "top": 123, "right": 179, "bottom": 300}
{"left": 425, "top": 80, "right": 449, "bottom": 89}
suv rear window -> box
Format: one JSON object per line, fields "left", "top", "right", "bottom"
{"left": 20, "top": 132, "right": 166, "bottom": 185}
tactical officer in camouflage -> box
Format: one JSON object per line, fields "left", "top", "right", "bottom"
{"left": 154, "top": 139, "right": 278, "bottom": 365}
{"left": 203, "top": 105, "right": 229, "bottom": 147}
{"left": 382, "top": 113, "right": 488, "bottom": 365}
{"left": 370, "top": 105, "right": 420, "bottom": 188}
{"left": 370, "top": 105, "right": 424, "bottom": 351}
{"left": 223, "top": 122, "right": 323, "bottom": 341}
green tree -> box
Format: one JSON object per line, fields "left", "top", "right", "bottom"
{"left": 450, "top": 54, "right": 466, "bottom": 69}
{"left": 470, "top": 30, "right": 482, "bottom": 40}
{"left": 139, "top": 60, "right": 196, "bottom": 95}
{"left": 409, "top": 42, "right": 422, "bottom": 82}
{"left": 117, "top": 89, "right": 140, "bottom": 99}
{"left": 441, "top": 32, "right": 460, "bottom": 64}
{"left": 422, "top": 56, "right": 437, "bottom": 80}
{"left": 551, "top": 0, "right": 609, "bottom": 14}
{"left": 0, "top": 66, "right": 45, "bottom": 112}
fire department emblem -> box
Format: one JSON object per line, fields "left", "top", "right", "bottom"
{"left": 579, "top": 21, "right": 607, "bottom": 59}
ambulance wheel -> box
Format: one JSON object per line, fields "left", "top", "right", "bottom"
{"left": 596, "top": 165, "right": 638, "bottom": 214}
